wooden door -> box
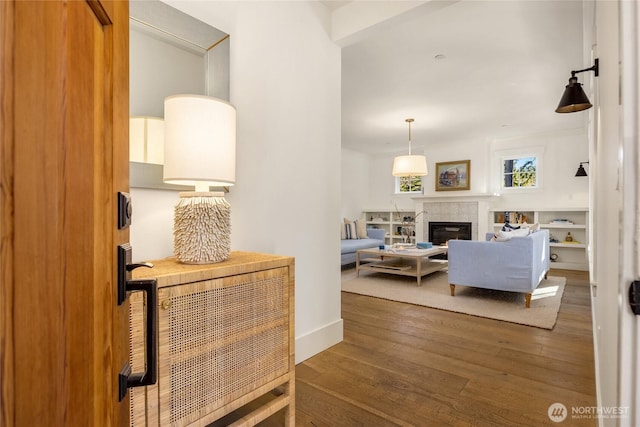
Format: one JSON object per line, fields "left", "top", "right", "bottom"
{"left": 0, "top": 0, "right": 130, "bottom": 425}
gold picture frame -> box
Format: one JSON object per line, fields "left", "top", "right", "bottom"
{"left": 435, "top": 160, "right": 470, "bottom": 191}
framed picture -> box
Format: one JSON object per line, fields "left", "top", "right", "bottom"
{"left": 435, "top": 160, "right": 470, "bottom": 191}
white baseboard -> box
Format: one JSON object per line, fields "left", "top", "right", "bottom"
{"left": 295, "top": 318, "right": 343, "bottom": 364}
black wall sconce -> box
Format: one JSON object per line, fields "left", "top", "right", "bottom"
{"left": 575, "top": 161, "right": 589, "bottom": 177}
{"left": 556, "top": 59, "right": 599, "bottom": 113}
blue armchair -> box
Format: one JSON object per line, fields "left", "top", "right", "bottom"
{"left": 447, "top": 229, "right": 550, "bottom": 308}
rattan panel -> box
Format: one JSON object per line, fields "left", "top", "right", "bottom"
{"left": 160, "top": 269, "right": 289, "bottom": 425}
{"left": 129, "top": 257, "right": 294, "bottom": 427}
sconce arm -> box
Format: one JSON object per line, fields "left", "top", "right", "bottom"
{"left": 571, "top": 58, "right": 599, "bottom": 78}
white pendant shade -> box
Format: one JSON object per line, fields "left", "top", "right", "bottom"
{"left": 392, "top": 155, "right": 428, "bottom": 177}
{"left": 392, "top": 117, "right": 428, "bottom": 177}
{"left": 163, "top": 94, "right": 236, "bottom": 187}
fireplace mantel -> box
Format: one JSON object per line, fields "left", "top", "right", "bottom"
{"left": 412, "top": 193, "right": 497, "bottom": 202}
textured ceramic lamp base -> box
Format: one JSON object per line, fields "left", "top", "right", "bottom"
{"left": 173, "top": 191, "right": 230, "bottom": 264}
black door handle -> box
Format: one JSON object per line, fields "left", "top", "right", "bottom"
{"left": 126, "top": 279, "right": 158, "bottom": 385}
{"left": 117, "top": 243, "right": 158, "bottom": 401}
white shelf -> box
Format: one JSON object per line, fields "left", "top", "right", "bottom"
{"left": 550, "top": 261, "right": 589, "bottom": 271}
{"left": 493, "top": 223, "right": 587, "bottom": 229}
{"left": 490, "top": 208, "right": 589, "bottom": 271}
{"left": 550, "top": 242, "right": 586, "bottom": 249}
{"left": 364, "top": 209, "right": 416, "bottom": 245}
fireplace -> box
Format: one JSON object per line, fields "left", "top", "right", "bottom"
{"left": 429, "top": 222, "right": 472, "bottom": 245}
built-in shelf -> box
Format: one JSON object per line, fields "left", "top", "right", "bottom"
{"left": 490, "top": 208, "right": 589, "bottom": 271}
{"left": 363, "top": 208, "right": 417, "bottom": 244}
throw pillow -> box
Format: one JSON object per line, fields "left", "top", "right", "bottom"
{"left": 501, "top": 222, "right": 520, "bottom": 231}
{"left": 492, "top": 227, "right": 530, "bottom": 242}
{"left": 343, "top": 218, "right": 357, "bottom": 239}
{"left": 518, "top": 222, "right": 541, "bottom": 233}
{"left": 355, "top": 218, "right": 368, "bottom": 239}
{"left": 340, "top": 222, "right": 347, "bottom": 240}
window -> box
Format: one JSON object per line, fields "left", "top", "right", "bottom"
{"left": 396, "top": 175, "right": 423, "bottom": 194}
{"left": 502, "top": 156, "right": 538, "bottom": 188}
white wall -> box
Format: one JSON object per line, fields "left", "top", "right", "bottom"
{"left": 489, "top": 129, "right": 589, "bottom": 209}
{"left": 341, "top": 148, "right": 370, "bottom": 219}
{"left": 345, "top": 128, "right": 589, "bottom": 215}
{"left": 133, "top": 0, "right": 343, "bottom": 364}
{"left": 423, "top": 139, "right": 490, "bottom": 197}
{"left": 365, "top": 152, "right": 419, "bottom": 212}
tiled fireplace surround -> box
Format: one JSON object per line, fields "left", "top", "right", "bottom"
{"left": 421, "top": 201, "right": 479, "bottom": 242}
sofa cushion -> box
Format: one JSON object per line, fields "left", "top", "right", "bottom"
{"left": 341, "top": 228, "right": 385, "bottom": 265}
{"left": 365, "top": 228, "right": 386, "bottom": 241}
{"left": 341, "top": 238, "right": 381, "bottom": 254}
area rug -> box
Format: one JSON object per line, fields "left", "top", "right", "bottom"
{"left": 341, "top": 270, "right": 566, "bottom": 329}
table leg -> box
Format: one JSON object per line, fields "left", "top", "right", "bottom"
{"left": 417, "top": 257, "right": 422, "bottom": 286}
{"left": 356, "top": 252, "right": 360, "bottom": 277}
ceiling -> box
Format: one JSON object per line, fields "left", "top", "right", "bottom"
{"left": 331, "top": 0, "right": 589, "bottom": 155}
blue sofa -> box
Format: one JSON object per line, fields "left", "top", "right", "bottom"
{"left": 447, "top": 229, "right": 550, "bottom": 308}
{"left": 341, "top": 228, "right": 386, "bottom": 266}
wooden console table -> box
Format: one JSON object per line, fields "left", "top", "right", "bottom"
{"left": 129, "top": 252, "right": 295, "bottom": 426}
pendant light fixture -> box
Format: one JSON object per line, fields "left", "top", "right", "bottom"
{"left": 392, "top": 118, "right": 428, "bottom": 177}
{"left": 555, "top": 59, "right": 599, "bottom": 113}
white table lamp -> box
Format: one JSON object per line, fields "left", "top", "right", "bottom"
{"left": 163, "top": 94, "right": 236, "bottom": 264}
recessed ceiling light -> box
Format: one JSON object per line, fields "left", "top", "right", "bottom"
{"left": 434, "top": 54, "right": 446, "bottom": 60}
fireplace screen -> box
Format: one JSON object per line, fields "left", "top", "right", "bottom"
{"left": 429, "top": 222, "right": 472, "bottom": 245}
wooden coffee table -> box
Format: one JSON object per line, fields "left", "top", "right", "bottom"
{"left": 356, "top": 246, "right": 448, "bottom": 286}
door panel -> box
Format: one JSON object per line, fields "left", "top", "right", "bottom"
{"left": 0, "top": 0, "right": 129, "bottom": 425}
{"left": 619, "top": 1, "right": 640, "bottom": 424}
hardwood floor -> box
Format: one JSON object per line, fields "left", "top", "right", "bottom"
{"left": 259, "top": 269, "right": 596, "bottom": 426}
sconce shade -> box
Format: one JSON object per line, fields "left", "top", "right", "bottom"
{"left": 575, "top": 162, "right": 588, "bottom": 177}
{"left": 130, "top": 116, "right": 164, "bottom": 164}
{"left": 163, "top": 95, "right": 236, "bottom": 187}
{"left": 556, "top": 76, "right": 593, "bottom": 113}
{"left": 392, "top": 155, "right": 428, "bottom": 177}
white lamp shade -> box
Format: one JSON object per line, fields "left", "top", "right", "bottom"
{"left": 163, "top": 94, "right": 236, "bottom": 187}
{"left": 130, "top": 116, "right": 164, "bottom": 164}
{"left": 392, "top": 155, "right": 428, "bottom": 177}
